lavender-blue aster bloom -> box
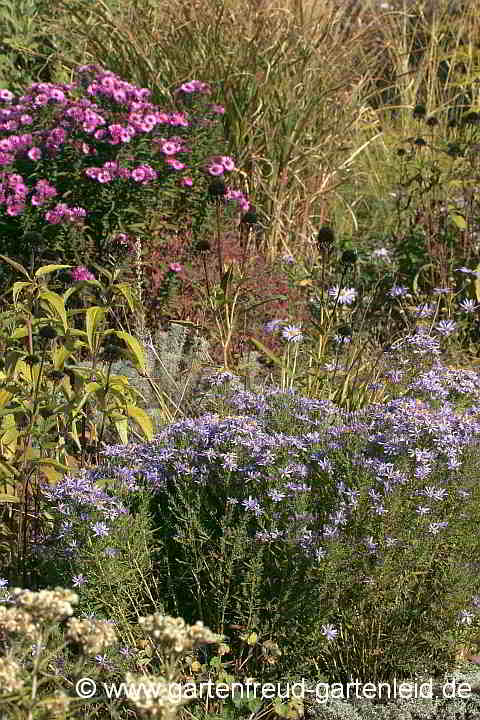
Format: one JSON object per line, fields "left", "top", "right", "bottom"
{"left": 435, "top": 320, "right": 457, "bottom": 337}
{"left": 321, "top": 624, "right": 338, "bottom": 641}
{"left": 281, "top": 324, "right": 303, "bottom": 343}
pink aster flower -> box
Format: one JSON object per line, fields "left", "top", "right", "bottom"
{"left": 27, "top": 147, "right": 42, "bottom": 161}
{"left": 33, "top": 93, "right": 49, "bottom": 107}
{"left": 207, "top": 162, "right": 225, "bottom": 176}
{"left": 166, "top": 158, "right": 185, "bottom": 170}
{"left": 0, "top": 89, "right": 13, "bottom": 102}
{"left": 180, "top": 177, "right": 193, "bottom": 187}
{"left": 71, "top": 266, "right": 95, "bottom": 282}
{"left": 96, "top": 169, "right": 113, "bottom": 183}
{"left": 6, "top": 202, "right": 24, "bottom": 216}
{"left": 169, "top": 263, "right": 183, "bottom": 273}
{"left": 131, "top": 167, "right": 146, "bottom": 182}
{"left": 49, "top": 89, "right": 65, "bottom": 102}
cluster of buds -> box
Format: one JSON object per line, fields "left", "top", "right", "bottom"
{"left": 138, "top": 614, "right": 221, "bottom": 654}
{"left": 66, "top": 617, "right": 117, "bottom": 655}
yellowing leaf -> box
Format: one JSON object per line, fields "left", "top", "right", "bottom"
{"left": 451, "top": 213, "right": 467, "bottom": 230}
{"left": 114, "top": 331, "right": 146, "bottom": 372}
{"left": 113, "top": 282, "right": 136, "bottom": 313}
{"left": 85, "top": 306, "right": 105, "bottom": 354}
{"left": 12, "top": 281, "right": 32, "bottom": 304}
{"left": 126, "top": 405, "right": 154, "bottom": 441}
{"left": 36, "top": 465, "right": 62, "bottom": 483}
{"left": 0, "top": 390, "right": 12, "bottom": 409}
{"left": 0, "top": 493, "right": 20, "bottom": 503}
{"left": 39, "top": 289, "right": 68, "bottom": 330}
{"left": 35, "top": 264, "right": 71, "bottom": 277}
{"left": 11, "top": 326, "right": 28, "bottom": 340}
{"left": 114, "top": 417, "right": 128, "bottom": 444}
{"left": 0, "top": 255, "right": 30, "bottom": 278}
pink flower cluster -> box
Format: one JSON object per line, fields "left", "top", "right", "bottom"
{"left": 204, "top": 154, "right": 236, "bottom": 176}
{"left": 44, "top": 203, "right": 86, "bottom": 225}
{"left": 84, "top": 161, "right": 159, "bottom": 184}
{"left": 31, "top": 179, "right": 57, "bottom": 207}
{"left": 71, "top": 266, "right": 95, "bottom": 282}
{"left": 0, "top": 172, "right": 29, "bottom": 215}
{"left": 0, "top": 65, "right": 251, "bottom": 224}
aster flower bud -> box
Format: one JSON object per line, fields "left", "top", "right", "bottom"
{"left": 447, "top": 143, "right": 463, "bottom": 157}
{"left": 413, "top": 104, "right": 426, "bottom": 119}
{"left": 241, "top": 207, "right": 258, "bottom": 226}
{"left": 463, "top": 111, "right": 480, "bottom": 126}
{"left": 316, "top": 225, "right": 335, "bottom": 250}
{"left": 38, "top": 325, "right": 57, "bottom": 340}
{"left": 194, "top": 239, "right": 211, "bottom": 253}
{"left": 337, "top": 324, "right": 353, "bottom": 337}
{"left": 25, "top": 354, "right": 40, "bottom": 366}
{"left": 208, "top": 179, "right": 226, "bottom": 199}
{"left": 341, "top": 249, "right": 357, "bottom": 266}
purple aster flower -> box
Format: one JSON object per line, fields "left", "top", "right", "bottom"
{"left": 328, "top": 286, "right": 357, "bottom": 305}
{"left": 264, "top": 318, "right": 284, "bottom": 334}
{"left": 458, "top": 610, "right": 475, "bottom": 625}
{"left": 459, "top": 298, "right": 480, "bottom": 312}
{"left": 321, "top": 624, "right": 338, "bottom": 641}
{"left": 428, "top": 521, "right": 448, "bottom": 535}
{"left": 433, "top": 287, "right": 453, "bottom": 294}
{"left": 72, "top": 574, "right": 87, "bottom": 587}
{"left": 281, "top": 324, "right": 303, "bottom": 343}
{"left": 0, "top": 578, "right": 8, "bottom": 587}
{"left": 389, "top": 285, "right": 408, "bottom": 297}
{"left": 91, "top": 521, "right": 109, "bottom": 537}
{"left": 242, "top": 496, "right": 263, "bottom": 515}
{"left": 435, "top": 319, "right": 457, "bottom": 336}
{"left": 372, "top": 247, "right": 390, "bottom": 259}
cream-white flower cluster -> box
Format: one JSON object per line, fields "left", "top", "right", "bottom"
{"left": 11, "top": 588, "right": 78, "bottom": 623}
{"left": 124, "top": 673, "right": 188, "bottom": 720}
{"left": 137, "top": 614, "right": 221, "bottom": 653}
{"left": 65, "top": 617, "right": 117, "bottom": 655}
{"left": 0, "top": 656, "right": 24, "bottom": 695}
{"left": 0, "top": 605, "right": 38, "bottom": 640}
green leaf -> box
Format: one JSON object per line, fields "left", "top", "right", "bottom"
{"left": 0, "top": 254, "right": 30, "bottom": 278}
{"left": 12, "top": 281, "right": 31, "bottom": 304}
{"left": 113, "top": 283, "right": 136, "bottom": 314}
{"left": 39, "top": 289, "right": 68, "bottom": 331}
{"left": 114, "top": 331, "right": 146, "bottom": 372}
{"left": 450, "top": 213, "right": 467, "bottom": 230}
{"left": 114, "top": 416, "right": 128, "bottom": 444}
{"left": 85, "top": 306, "right": 105, "bottom": 354}
{"left": 35, "top": 264, "right": 71, "bottom": 277}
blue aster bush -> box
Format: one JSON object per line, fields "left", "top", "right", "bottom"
{"left": 0, "top": 65, "right": 249, "bottom": 290}
{"left": 31, "top": 336, "right": 480, "bottom": 685}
